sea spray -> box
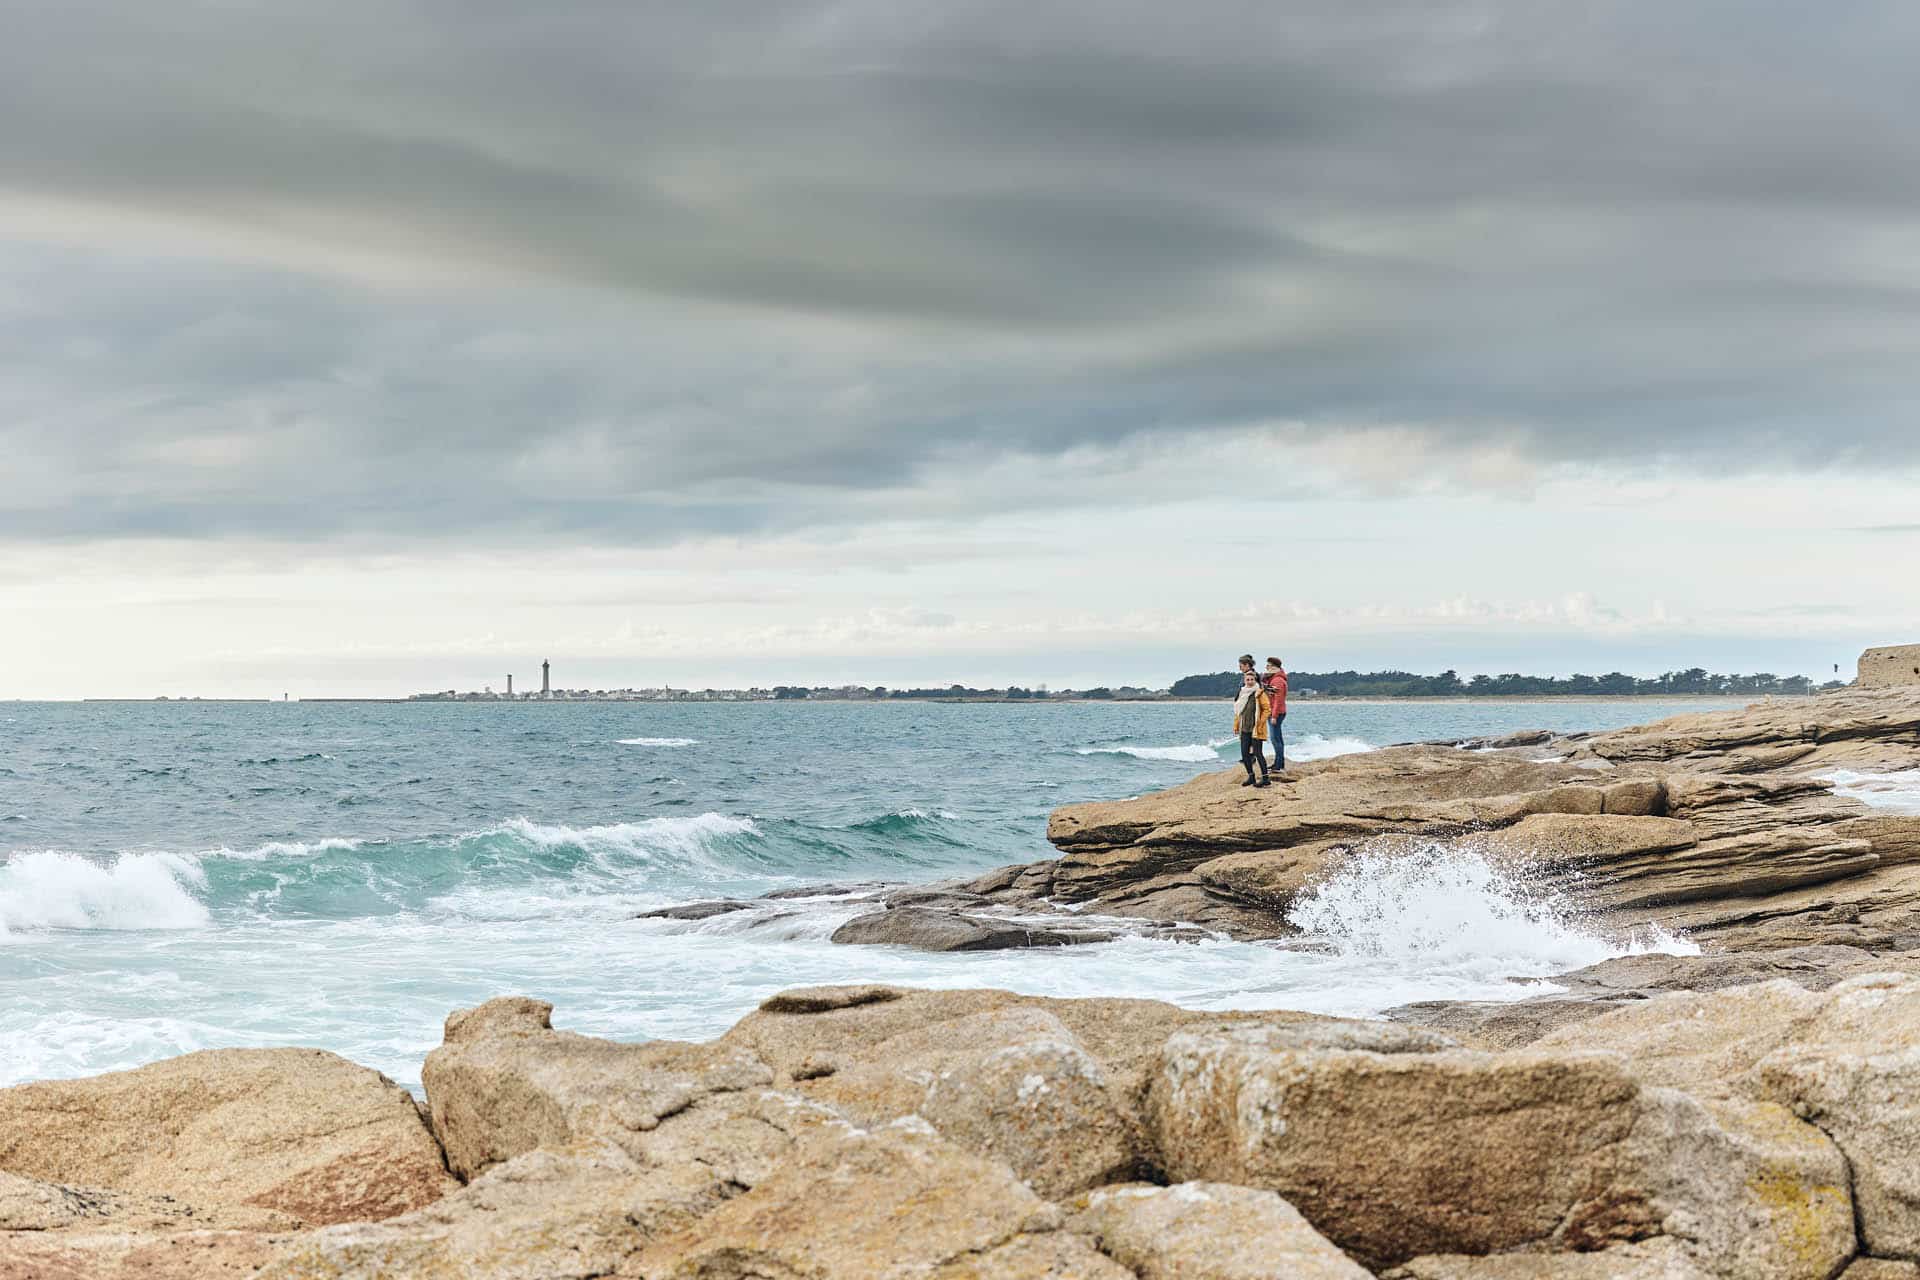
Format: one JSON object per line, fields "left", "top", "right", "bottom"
{"left": 0, "top": 851, "right": 211, "bottom": 932}
{"left": 1286, "top": 734, "right": 1376, "bottom": 762}
{"left": 1286, "top": 837, "right": 1697, "bottom": 972}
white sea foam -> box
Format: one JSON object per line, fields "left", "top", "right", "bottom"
{"left": 1284, "top": 734, "right": 1376, "bottom": 762}
{"left": 0, "top": 851, "right": 210, "bottom": 933}
{"left": 1080, "top": 734, "right": 1375, "bottom": 764}
{"left": 497, "top": 813, "right": 758, "bottom": 863}
{"left": 1077, "top": 738, "right": 1233, "bottom": 762}
{"left": 203, "top": 836, "right": 366, "bottom": 861}
{"left": 616, "top": 737, "right": 700, "bottom": 747}
{"left": 1815, "top": 769, "right": 1920, "bottom": 813}
{"left": 1286, "top": 840, "right": 1696, "bottom": 972}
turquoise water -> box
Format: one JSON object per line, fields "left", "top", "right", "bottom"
{"left": 1, "top": 698, "right": 1727, "bottom": 1088}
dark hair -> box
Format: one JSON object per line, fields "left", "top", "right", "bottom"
{"left": 1238, "top": 654, "right": 1255, "bottom": 668}
{"left": 1266, "top": 657, "right": 1283, "bottom": 669}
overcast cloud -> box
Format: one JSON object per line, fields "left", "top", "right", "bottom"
{"left": 3, "top": 2, "right": 1916, "bottom": 693}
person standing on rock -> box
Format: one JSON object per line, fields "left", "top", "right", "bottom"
{"left": 1233, "top": 670, "right": 1272, "bottom": 787}
{"left": 1265, "top": 656, "right": 1289, "bottom": 773}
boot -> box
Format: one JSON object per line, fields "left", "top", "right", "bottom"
{"left": 1255, "top": 757, "right": 1271, "bottom": 787}
{"left": 1240, "top": 769, "right": 1255, "bottom": 787}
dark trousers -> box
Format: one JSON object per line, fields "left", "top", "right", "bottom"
{"left": 1269, "top": 712, "right": 1286, "bottom": 769}
{"left": 1239, "top": 730, "right": 1268, "bottom": 777}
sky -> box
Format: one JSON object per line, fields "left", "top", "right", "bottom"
{"left": 3, "top": 1, "right": 1916, "bottom": 698}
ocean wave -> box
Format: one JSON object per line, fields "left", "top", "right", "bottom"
{"left": 845, "top": 809, "right": 963, "bottom": 838}
{"left": 1077, "top": 739, "right": 1232, "bottom": 763}
{"left": 496, "top": 813, "right": 759, "bottom": 864}
{"left": 0, "top": 851, "right": 210, "bottom": 934}
{"left": 616, "top": 737, "right": 700, "bottom": 747}
{"left": 1286, "top": 838, "right": 1695, "bottom": 972}
{"left": 1815, "top": 769, "right": 1920, "bottom": 814}
{"left": 203, "top": 836, "right": 367, "bottom": 861}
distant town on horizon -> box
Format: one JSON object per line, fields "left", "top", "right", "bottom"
{"left": 382, "top": 665, "right": 1844, "bottom": 704}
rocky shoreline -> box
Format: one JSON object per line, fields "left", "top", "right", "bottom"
{"left": 6, "top": 688, "right": 1920, "bottom": 1278}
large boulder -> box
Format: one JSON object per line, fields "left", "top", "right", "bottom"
{"left": 420, "top": 996, "right": 772, "bottom": 1180}
{"left": 1070, "top": 1181, "right": 1372, "bottom": 1279}
{"left": 257, "top": 1138, "right": 730, "bottom": 1279}
{"left": 0, "top": 1048, "right": 453, "bottom": 1227}
{"left": 633, "top": 1117, "right": 1070, "bottom": 1278}
{"left": 803, "top": 1006, "right": 1142, "bottom": 1197}
{"left": 722, "top": 983, "right": 1417, "bottom": 1101}
{"left": 1538, "top": 972, "right": 1920, "bottom": 1260}
{"left": 1146, "top": 1024, "right": 1853, "bottom": 1277}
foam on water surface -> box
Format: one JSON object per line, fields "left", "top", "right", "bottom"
{"left": 1, "top": 697, "right": 1734, "bottom": 1089}
{"left": 0, "top": 851, "right": 210, "bottom": 933}
{"left": 1816, "top": 768, "right": 1920, "bottom": 813}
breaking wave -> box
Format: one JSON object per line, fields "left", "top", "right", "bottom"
{"left": 617, "top": 737, "right": 700, "bottom": 747}
{"left": 0, "top": 814, "right": 770, "bottom": 935}
{"left": 1286, "top": 839, "right": 1696, "bottom": 973}
{"left": 1077, "top": 738, "right": 1234, "bottom": 762}
{"left": 0, "top": 852, "right": 211, "bottom": 934}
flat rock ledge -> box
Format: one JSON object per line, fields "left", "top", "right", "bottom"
{"left": 939, "top": 685, "right": 1920, "bottom": 954}
{"left": 634, "top": 688, "right": 1920, "bottom": 957}
{"left": 9, "top": 979, "right": 1920, "bottom": 1278}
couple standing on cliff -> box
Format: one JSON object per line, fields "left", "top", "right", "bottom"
{"left": 1233, "top": 654, "right": 1288, "bottom": 788}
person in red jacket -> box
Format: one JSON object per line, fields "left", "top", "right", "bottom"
{"left": 1264, "top": 657, "right": 1289, "bottom": 771}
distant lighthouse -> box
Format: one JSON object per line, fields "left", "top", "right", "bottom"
{"left": 541, "top": 660, "right": 551, "bottom": 698}
{"left": 506, "top": 674, "right": 514, "bottom": 698}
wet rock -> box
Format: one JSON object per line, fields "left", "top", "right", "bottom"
{"left": 829, "top": 905, "right": 1115, "bottom": 950}
{"left": 758, "top": 880, "right": 890, "bottom": 899}
{"left": 0, "top": 1048, "right": 454, "bottom": 1227}
{"left": 633, "top": 899, "right": 753, "bottom": 921}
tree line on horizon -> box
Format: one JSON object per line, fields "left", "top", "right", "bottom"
{"left": 1169, "top": 668, "right": 1838, "bottom": 698}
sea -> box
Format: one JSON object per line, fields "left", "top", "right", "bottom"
{"left": 0, "top": 697, "right": 1776, "bottom": 1091}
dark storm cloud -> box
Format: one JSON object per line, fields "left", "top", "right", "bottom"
{"left": 3, "top": 0, "right": 1919, "bottom": 543}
